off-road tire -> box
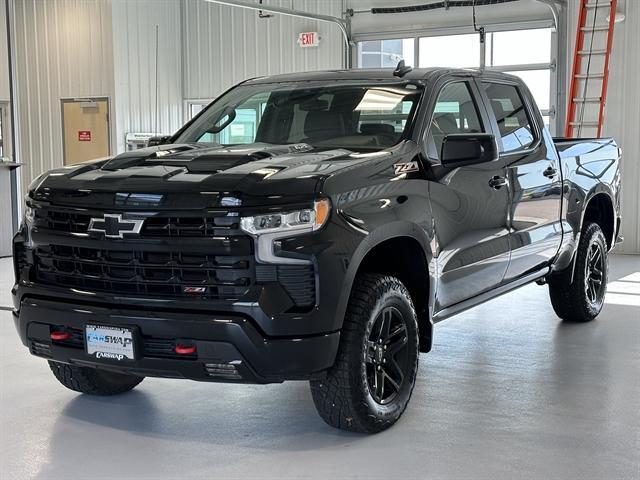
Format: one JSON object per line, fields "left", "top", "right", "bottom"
{"left": 549, "top": 222, "right": 608, "bottom": 322}
{"left": 48, "top": 361, "right": 144, "bottom": 395}
{"left": 310, "top": 274, "right": 420, "bottom": 433}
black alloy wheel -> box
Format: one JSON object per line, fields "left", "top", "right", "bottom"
{"left": 584, "top": 241, "right": 605, "bottom": 306}
{"left": 365, "top": 306, "right": 409, "bottom": 405}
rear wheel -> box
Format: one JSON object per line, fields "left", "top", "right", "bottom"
{"left": 49, "top": 361, "right": 143, "bottom": 395}
{"left": 549, "top": 222, "right": 608, "bottom": 322}
{"left": 310, "top": 274, "right": 419, "bottom": 433}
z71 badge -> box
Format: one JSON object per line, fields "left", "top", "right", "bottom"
{"left": 393, "top": 161, "right": 420, "bottom": 175}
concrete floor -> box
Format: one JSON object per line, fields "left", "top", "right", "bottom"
{"left": 1, "top": 255, "right": 639, "bottom": 480}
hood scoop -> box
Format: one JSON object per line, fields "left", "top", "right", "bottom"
{"left": 100, "top": 142, "right": 314, "bottom": 175}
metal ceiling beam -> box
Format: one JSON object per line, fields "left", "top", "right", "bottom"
{"left": 204, "top": 0, "right": 352, "bottom": 67}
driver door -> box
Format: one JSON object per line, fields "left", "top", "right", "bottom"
{"left": 425, "top": 80, "right": 511, "bottom": 311}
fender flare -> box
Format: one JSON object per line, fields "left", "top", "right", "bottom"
{"left": 579, "top": 184, "right": 616, "bottom": 247}
{"left": 565, "top": 185, "right": 616, "bottom": 284}
{"left": 334, "top": 221, "right": 435, "bottom": 346}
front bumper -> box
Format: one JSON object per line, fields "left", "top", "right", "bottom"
{"left": 14, "top": 297, "right": 340, "bottom": 383}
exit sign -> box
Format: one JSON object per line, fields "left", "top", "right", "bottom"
{"left": 298, "top": 32, "right": 319, "bottom": 48}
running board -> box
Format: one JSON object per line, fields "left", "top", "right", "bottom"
{"left": 432, "top": 268, "right": 551, "bottom": 323}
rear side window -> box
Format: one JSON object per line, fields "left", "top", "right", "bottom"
{"left": 483, "top": 82, "right": 535, "bottom": 153}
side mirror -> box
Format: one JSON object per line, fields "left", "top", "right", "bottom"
{"left": 147, "top": 135, "right": 172, "bottom": 147}
{"left": 441, "top": 133, "right": 499, "bottom": 168}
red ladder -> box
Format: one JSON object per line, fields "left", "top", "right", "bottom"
{"left": 565, "top": 0, "right": 617, "bottom": 138}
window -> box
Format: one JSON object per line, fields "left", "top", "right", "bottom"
{"left": 357, "top": 27, "right": 555, "bottom": 133}
{"left": 483, "top": 82, "right": 535, "bottom": 153}
{"left": 187, "top": 102, "right": 210, "bottom": 120}
{"left": 191, "top": 92, "right": 269, "bottom": 145}
{"left": 357, "top": 38, "right": 415, "bottom": 68}
{"left": 175, "top": 83, "right": 423, "bottom": 151}
{"left": 428, "top": 82, "right": 484, "bottom": 158}
{"left": 419, "top": 33, "right": 480, "bottom": 68}
{"left": 506, "top": 70, "right": 551, "bottom": 127}
{"left": 486, "top": 29, "right": 551, "bottom": 66}
{"left": 358, "top": 99, "right": 416, "bottom": 135}
{"left": 485, "top": 28, "right": 553, "bottom": 129}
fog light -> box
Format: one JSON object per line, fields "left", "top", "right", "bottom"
{"left": 204, "top": 362, "right": 242, "bottom": 380}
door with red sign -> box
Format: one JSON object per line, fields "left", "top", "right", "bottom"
{"left": 61, "top": 98, "right": 110, "bottom": 165}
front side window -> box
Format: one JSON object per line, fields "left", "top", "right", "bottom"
{"left": 175, "top": 83, "right": 423, "bottom": 151}
{"left": 428, "top": 82, "right": 484, "bottom": 158}
{"left": 483, "top": 82, "right": 536, "bottom": 153}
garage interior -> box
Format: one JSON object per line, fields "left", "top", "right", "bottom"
{"left": 0, "top": 0, "right": 638, "bottom": 478}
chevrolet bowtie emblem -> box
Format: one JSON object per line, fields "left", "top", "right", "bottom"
{"left": 88, "top": 214, "right": 144, "bottom": 239}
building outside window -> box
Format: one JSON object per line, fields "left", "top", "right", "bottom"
{"left": 357, "top": 39, "right": 415, "bottom": 68}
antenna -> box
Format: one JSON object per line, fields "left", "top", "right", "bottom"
{"left": 393, "top": 60, "right": 413, "bottom": 77}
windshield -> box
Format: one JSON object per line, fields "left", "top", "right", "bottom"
{"left": 175, "top": 82, "right": 423, "bottom": 150}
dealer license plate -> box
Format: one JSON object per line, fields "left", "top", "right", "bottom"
{"left": 85, "top": 324, "right": 135, "bottom": 361}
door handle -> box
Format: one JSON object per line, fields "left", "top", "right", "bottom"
{"left": 488, "top": 175, "right": 507, "bottom": 190}
{"left": 543, "top": 166, "right": 558, "bottom": 179}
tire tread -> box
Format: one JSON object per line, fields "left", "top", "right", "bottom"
{"left": 48, "top": 361, "right": 143, "bottom": 395}
{"left": 549, "top": 222, "right": 607, "bottom": 322}
{"left": 310, "top": 274, "right": 419, "bottom": 433}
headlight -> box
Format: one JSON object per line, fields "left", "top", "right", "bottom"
{"left": 240, "top": 199, "right": 330, "bottom": 235}
{"left": 22, "top": 202, "right": 35, "bottom": 248}
{"left": 240, "top": 199, "right": 331, "bottom": 265}
{"left": 24, "top": 205, "right": 35, "bottom": 226}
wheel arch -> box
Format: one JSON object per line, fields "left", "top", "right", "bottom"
{"left": 335, "top": 222, "right": 435, "bottom": 353}
{"left": 558, "top": 186, "right": 617, "bottom": 285}
{"left": 582, "top": 188, "right": 616, "bottom": 250}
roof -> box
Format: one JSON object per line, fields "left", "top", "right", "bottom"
{"left": 244, "top": 67, "right": 481, "bottom": 85}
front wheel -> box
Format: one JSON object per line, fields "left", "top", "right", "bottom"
{"left": 549, "top": 222, "right": 608, "bottom": 322}
{"left": 49, "top": 361, "right": 144, "bottom": 395}
{"left": 310, "top": 274, "right": 420, "bottom": 433}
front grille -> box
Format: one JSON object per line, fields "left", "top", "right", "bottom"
{"left": 36, "top": 210, "right": 92, "bottom": 233}
{"left": 142, "top": 215, "right": 239, "bottom": 237}
{"left": 34, "top": 244, "right": 253, "bottom": 301}
{"left": 30, "top": 206, "right": 316, "bottom": 307}
{"left": 34, "top": 209, "right": 240, "bottom": 238}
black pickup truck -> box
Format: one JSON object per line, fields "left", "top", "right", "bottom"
{"left": 13, "top": 67, "right": 621, "bottom": 433}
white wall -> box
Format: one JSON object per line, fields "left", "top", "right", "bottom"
{"left": 182, "top": 0, "right": 344, "bottom": 100}
{"left": 112, "top": 0, "right": 183, "bottom": 152}
{"left": 12, "top": 0, "right": 115, "bottom": 194}
{"left": 0, "top": 0, "right": 9, "bottom": 102}
{"left": 601, "top": 2, "right": 640, "bottom": 254}
{"left": 566, "top": 0, "right": 640, "bottom": 254}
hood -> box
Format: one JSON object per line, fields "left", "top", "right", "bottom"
{"left": 29, "top": 143, "right": 374, "bottom": 209}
